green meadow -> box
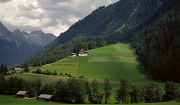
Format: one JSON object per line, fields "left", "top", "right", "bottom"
{"left": 39, "top": 43, "right": 149, "bottom": 84}
{"left": 0, "top": 95, "right": 179, "bottom": 105}
{"left": 8, "top": 43, "right": 150, "bottom": 85}
{"left": 5, "top": 43, "right": 168, "bottom": 104}
{"left": 40, "top": 57, "right": 78, "bottom": 76}
{"left": 9, "top": 73, "right": 70, "bottom": 84}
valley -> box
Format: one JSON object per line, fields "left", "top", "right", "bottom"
{"left": 0, "top": 0, "right": 180, "bottom": 104}
{"left": 6, "top": 43, "right": 167, "bottom": 104}
{"left": 13, "top": 43, "right": 149, "bottom": 84}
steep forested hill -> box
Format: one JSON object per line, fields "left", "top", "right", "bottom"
{"left": 26, "top": 0, "right": 180, "bottom": 82}
{"left": 131, "top": 6, "right": 180, "bottom": 82}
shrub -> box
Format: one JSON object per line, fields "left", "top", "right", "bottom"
{"left": 36, "top": 68, "right": 42, "bottom": 74}
{"left": 45, "top": 69, "right": 51, "bottom": 75}
{"left": 60, "top": 73, "right": 63, "bottom": 75}
{"left": 67, "top": 74, "right": 72, "bottom": 77}
{"left": 52, "top": 70, "right": 58, "bottom": 75}
{"left": 163, "top": 81, "right": 180, "bottom": 101}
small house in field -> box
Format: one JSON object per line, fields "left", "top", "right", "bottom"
{"left": 14, "top": 68, "right": 25, "bottom": 73}
{"left": 78, "top": 49, "right": 88, "bottom": 56}
{"left": 16, "top": 91, "right": 29, "bottom": 98}
{"left": 69, "top": 53, "right": 77, "bottom": 57}
{"left": 38, "top": 94, "right": 52, "bottom": 101}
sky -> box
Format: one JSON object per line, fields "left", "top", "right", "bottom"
{"left": 0, "top": 0, "right": 119, "bottom": 36}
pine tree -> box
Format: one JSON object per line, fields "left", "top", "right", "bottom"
{"left": 164, "top": 81, "right": 180, "bottom": 101}
{"left": 104, "top": 78, "right": 112, "bottom": 104}
{"left": 115, "top": 79, "right": 130, "bottom": 104}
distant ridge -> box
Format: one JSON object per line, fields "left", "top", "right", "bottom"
{"left": 0, "top": 22, "right": 56, "bottom": 66}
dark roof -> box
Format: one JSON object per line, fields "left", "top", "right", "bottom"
{"left": 79, "top": 51, "right": 88, "bottom": 54}
{"left": 16, "top": 91, "right": 27, "bottom": 95}
{"left": 39, "top": 94, "right": 52, "bottom": 99}
{"left": 70, "top": 53, "right": 76, "bottom": 55}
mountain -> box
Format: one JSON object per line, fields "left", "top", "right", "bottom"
{"left": 27, "top": 30, "right": 56, "bottom": 47}
{"left": 26, "top": 0, "right": 180, "bottom": 82}
{"left": 0, "top": 22, "right": 56, "bottom": 66}
{"left": 36, "top": 0, "right": 178, "bottom": 51}
{"left": 13, "top": 29, "right": 24, "bottom": 41}
{"left": 13, "top": 29, "right": 56, "bottom": 47}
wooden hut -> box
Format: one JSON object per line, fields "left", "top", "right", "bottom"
{"left": 16, "top": 91, "right": 29, "bottom": 98}
{"left": 38, "top": 94, "right": 52, "bottom": 101}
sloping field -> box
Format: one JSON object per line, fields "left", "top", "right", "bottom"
{"left": 41, "top": 57, "right": 78, "bottom": 76}
{"left": 40, "top": 43, "right": 149, "bottom": 83}
{"left": 5, "top": 43, "right": 171, "bottom": 104}
{"left": 77, "top": 43, "right": 148, "bottom": 83}
{"left": 10, "top": 73, "right": 70, "bottom": 84}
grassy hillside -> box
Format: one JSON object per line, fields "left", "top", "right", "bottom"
{"left": 10, "top": 73, "right": 70, "bottom": 84}
{"left": 5, "top": 43, "right": 177, "bottom": 104}
{"left": 9, "top": 43, "right": 151, "bottom": 86}
{"left": 40, "top": 43, "right": 149, "bottom": 83}
{"left": 0, "top": 95, "right": 179, "bottom": 105}
{"left": 40, "top": 57, "right": 78, "bottom": 76}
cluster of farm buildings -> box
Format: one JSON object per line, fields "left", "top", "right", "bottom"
{"left": 69, "top": 49, "right": 89, "bottom": 57}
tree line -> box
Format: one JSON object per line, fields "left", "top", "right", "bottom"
{"left": 0, "top": 64, "right": 8, "bottom": 75}
{"left": 131, "top": 4, "right": 180, "bottom": 82}
{"left": 115, "top": 79, "right": 180, "bottom": 103}
{"left": 25, "top": 36, "right": 108, "bottom": 67}
{"left": 0, "top": 76, "right": 179, "bottom": 104}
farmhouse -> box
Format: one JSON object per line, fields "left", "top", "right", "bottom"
{"left": 69, "top": 53, "right": 77, "bottom": 57}
{"left": 38, "top": 94, "right": 52, "bottom": 101}
{"left": 16, "top": 91, "right": 29, "bottom": 98}
{"left": 78, "top": 49, "right": 89, "bottom": 56}
{"left": 14, "top": 68, "right": 25, "bottom": 73}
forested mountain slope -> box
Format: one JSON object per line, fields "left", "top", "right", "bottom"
{"left": 26, "top": 0, "right": 180, "bottom": 82}
{"left": 132, "top": 6, "right": 180, "bottom": 82}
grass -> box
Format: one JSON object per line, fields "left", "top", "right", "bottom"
{"left": 40, "top": 57, "right": 78, "bottom": 76}
{"left": 0, "top": 95, "right": 62, "bottom": 105}
{"left": 5, "top": 43, "right": 164, "bottom": 104}
{"left": 78, "top": 57, "right": 148, "bottom": 83}
{"left": 38, "top": 43, "right": 150, "bottom": 103}
{"left": 0, "top": 95, "right": 179, "bottom": 105}
{"left": 37, "top": 43, "right": 149, "bottom": 84}
{"left": 77, "top": 43, "right": 149, "bottom": 83}
{"left": 88, "top": 43, "right": 135, "bottom": 57}
{"left": 8, "top": 73, "right": 69, "bottom": 84}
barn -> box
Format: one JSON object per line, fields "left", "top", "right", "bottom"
{"left": 16, "top": 91, "right": 29, "bottom": 98}
{"left": 78, "top": 49, "right": 88, "bottom": 56}
{"left": 14, "top": 68, "right": 25, "bottom": 73}
{"left": 38, "top": 94, "right": 53, "bottom": 101}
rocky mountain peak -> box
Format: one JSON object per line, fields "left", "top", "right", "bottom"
{"left": 30, "top": 30, "right": 44, "bottom": 35}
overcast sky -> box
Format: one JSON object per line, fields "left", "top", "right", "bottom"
{"left": 0, "top": 0, "right": 119, "bottom": 36}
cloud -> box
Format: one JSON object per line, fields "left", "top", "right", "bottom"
{"left": 0, "top": 0, "right": 11, "bottom": 3}
{"left": 0, "top": 0, "right": 119, "bottom": 36}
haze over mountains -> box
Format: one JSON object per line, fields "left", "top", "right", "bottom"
{"left": 0, "top": 22, "right": 56, "bottom": 66}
